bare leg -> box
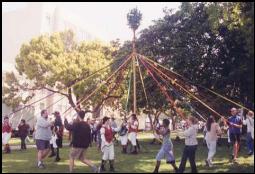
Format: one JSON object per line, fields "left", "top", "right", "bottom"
{"left": 42, "top": 148, "right": 51, "bottom": 159}
{"left": 69, "top": 158, "right": 74, "bottom": 173}
{"left": 37, "top": 150, "right": 43, "bottom": 162}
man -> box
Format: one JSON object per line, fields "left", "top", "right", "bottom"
{"left": 18, "top": 119, "right": 30, "bottom": 150}
{"left": 35, "top": 109, "right": 53, "bottom": 168}
{"left": 243, "top": 111, "right": 254, "bottom": 155}
{"left": 2, "top": 116, "right": 12, "bottom": 153}
{"left": 99, "top": 116, "right": 119, "bottom": 172}
{"left": 64, "top": 110, "right": 98, "bottom": 173}
{"left": 227, "top": 107, "right": 242, "bottom": 163}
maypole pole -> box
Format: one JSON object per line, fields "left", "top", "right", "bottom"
{"left": 127, "top": 7, "right": 142, "bottom": 114}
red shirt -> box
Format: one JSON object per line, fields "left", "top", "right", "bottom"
{"left": 103, "top": 126, "right": 113, "bottom": 143}
{"left": 129, "top": 120, "right": 139, "bottom": 133}
{"left": 2, "top": 122, "right": 12, "bottom": 133}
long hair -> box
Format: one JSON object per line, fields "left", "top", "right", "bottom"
{"left": 206, "top": 115, "right": 215, "bottom": 132}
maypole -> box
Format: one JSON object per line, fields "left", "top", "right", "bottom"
{"left": 127, "top": 7, "right": 142, "bottom": 114}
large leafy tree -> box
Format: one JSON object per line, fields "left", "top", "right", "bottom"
{"left": 117, "top": 2, "right": 254, "bottom": 121}
{"left": 3, "top": 30, "right": 125, "bottom": 115}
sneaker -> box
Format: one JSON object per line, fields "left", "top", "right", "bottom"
{"left": 91, "top": 166, "right": 98, "bottom": 173}
{"left": 248, "top": 151, "right": 253, "bottom": 156}
{"left": 38, "top": 163, "right": 45, "bottom": 169}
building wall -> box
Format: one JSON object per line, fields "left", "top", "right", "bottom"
{"left": 2, "top": 3, "right": 95, "bottom": 128}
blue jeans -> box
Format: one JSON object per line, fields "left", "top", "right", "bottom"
{"left": 178, "top": 145, "right": 197, "bottom": 173}
{"left": 246, "top": 132, "right": 254, "bottom": 153}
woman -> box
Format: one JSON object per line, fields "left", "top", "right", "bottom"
{"left": 18, "top": 119, "right": 30, "bottom": 150}
{"left": 118, "top": 118, "right": 129, "bottom": 154}
{"left": 205, "top": 116, "right": 221, "bottom": 167}
{"left": 153, "top": 119, "right": 178, "bottom": 173}
{"left": 178, "top": 116, "right": 198, "bottom": 173}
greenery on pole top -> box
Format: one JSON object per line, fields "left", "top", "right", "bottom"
{"left": 127, "top": 7, "right": 142, "bottom": 31}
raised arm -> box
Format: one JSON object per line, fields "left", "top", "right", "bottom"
{"left": 64, "top": 118, "right": 73, "bottom": 131}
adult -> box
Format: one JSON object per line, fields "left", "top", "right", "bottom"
{"left": 128, "top": 114, "right": 139, "bottom": 154}
{"left": 2, "top": 116, "right": 12, "bottom": 154}
{"left": 150, "top": 117, "right": 162, "bottom": 145}
{"left": 178, "top": 116, "right": 198, "bottom": 173}
{"left": 118, "top": 118, "right": 129, "bottom": 154}
{"left": 64, "top": 110, "right": 98, "bottom": 173}
{"left": 227, "top": 107, "right": 242, "bottom": 162}
{"left": 205, "top": 116, "right": 222, "bottom": 167}
{"left": 18, "top": 119, "right": 30, "bottom": 150}
{"left": 243, "top": 111, "right": 254, "bottom": 155}
{"left": 99, "top": 116, "right": 119, "bottom": 172}
{"left": 35, "top": 109, "right": 53, "bottom": 168}
{"left": 153, "top": 119, "right": 178, "bottom": 173}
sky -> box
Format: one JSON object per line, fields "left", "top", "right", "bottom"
{"left": 2, "top": 2, "right": 181, "bottom": 43}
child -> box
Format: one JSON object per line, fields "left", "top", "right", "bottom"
{"left": 49, "top": 128, "right": 58, "bottom": 159}
{"left": 99, "top": 116, "right": 119, "bottom": 172}
{"left": 118, "top": 118, "right": 129, "bottom": 154}
{"left": 153, "top": 119, "right": 178, "bottom": 173}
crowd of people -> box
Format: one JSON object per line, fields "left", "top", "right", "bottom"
{"left": 2, "top": 107, "right": 254, "bottom": 173}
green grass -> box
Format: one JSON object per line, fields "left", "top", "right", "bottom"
{"left": 2, "top": 132, "right": 254, "bottom": 173}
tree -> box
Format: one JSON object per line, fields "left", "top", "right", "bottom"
{"left": 3, "top": 30, "right": 126, "bottom": 116}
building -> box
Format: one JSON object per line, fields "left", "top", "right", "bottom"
{"left": 2, "top": 2, "right": 96, "bottom": 128}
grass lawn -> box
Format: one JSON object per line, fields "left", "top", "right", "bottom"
{"left": 2, "top": 132, "right": 254, "bottom": 173}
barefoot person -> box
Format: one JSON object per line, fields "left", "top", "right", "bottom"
{"left": 64, "top": 110, "right": 98, "bottom": 173}
{"left": 153, "top": 119, "right": 178, "bottom": 173}
{"left": 35, "top": 109, "right": 53, "bottom": 168}
{"left": 2, "top": 116, "right": 12, "bottom": 154}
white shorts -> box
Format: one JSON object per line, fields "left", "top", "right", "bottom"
{"left": 101, "top": 143, "right": 114, "bottom": 160}
{"left": 128, "top": 132, "right": 137, "bottom": 146}
{"left": 2, "top": 132, "right": 11, "bottom": 145}
{"left": 119, "top": 135, "right": 128, "bottom": 145}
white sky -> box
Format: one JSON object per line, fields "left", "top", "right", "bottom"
{"left": 2, "top": 2, "right": 181, "bottom": 43}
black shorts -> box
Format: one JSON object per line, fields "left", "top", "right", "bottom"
{"left": 230, "top": 133, "right": 241, "bottom": 144}
{"left": 56, "top": 137, "right": 63, "bottom": 148}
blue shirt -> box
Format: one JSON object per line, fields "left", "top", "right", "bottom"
{"left": 228, "top": 115, "right": 242, "bottom": 134}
